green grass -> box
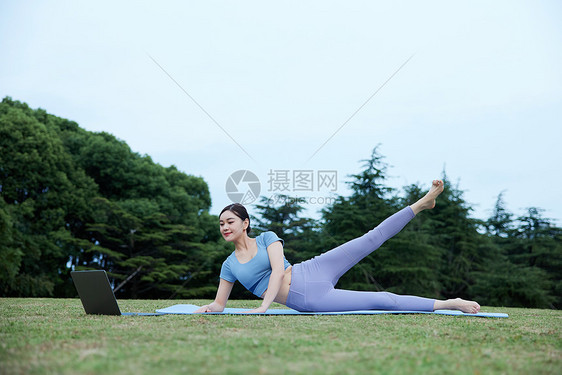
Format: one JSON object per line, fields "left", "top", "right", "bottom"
{"left": 0, "top": 298, "right": 560, "bottom": 375}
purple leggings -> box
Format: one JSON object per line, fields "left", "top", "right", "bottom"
{"left": 285, "top": 206, "right": 435, "bottom": 312}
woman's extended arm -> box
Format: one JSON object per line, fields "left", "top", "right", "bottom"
{"left": 193, "top": 278, "right": 234, "bottom": 313}
{"left": 243, "top": 241, "right": 285, "bottom": 314}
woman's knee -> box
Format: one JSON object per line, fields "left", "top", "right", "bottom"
{"left": 370, "top": 292, "right": 401, "bottom": 310}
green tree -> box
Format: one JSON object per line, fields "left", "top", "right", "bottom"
{"left": 0, "top": 97, "right": 97, "bottom": 296}
{"left": 486, "top": 191, "right": 513, "bottom": 237}
{"left": 0, "top": 199, "right": 22, "bottom": 294}
{"left": 83, "top": 197, "right": 209, "bottom": 298}
{"left": 1, "top": 97, "right": 220, "bottom": 299}
{"left": 509, "top": 207, "right": 561, "bottom": 308}
{"left": 473, "top": 195, "right": 559, "bottom": 308}
{"left": 320, "top": 146, "right": 400, "bottom": 292}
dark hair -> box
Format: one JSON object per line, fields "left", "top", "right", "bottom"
{"left": 220, "top": 203, "right": 251, "bottom": 234}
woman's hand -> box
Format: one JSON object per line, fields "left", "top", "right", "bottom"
{"left": 193, "top": 303, "right": 224, "bottom": 313}
{"left": 194, "top": 279, "right": 234, "bottom": 313}
{"left": 193, "top": 305, "right": 213, "bottom": 313}
{"left": 241, "top": 306, "right": 269, "bottom": 314}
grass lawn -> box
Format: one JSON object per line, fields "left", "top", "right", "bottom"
{"left": 1, "top": 298, "right": 560, "bottom": 375}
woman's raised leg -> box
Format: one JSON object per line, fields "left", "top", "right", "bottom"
{"left": 306, "top": 206, "right": 416, "bottom": 286}
{"left": 307, "top": 180, "right": 446, "bottom": 285}
{"left": 288, "top": 180, "right": 482, "bottom": 313}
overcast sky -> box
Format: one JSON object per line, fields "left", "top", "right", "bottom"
{"left": 2, "top": 1, "right": 561, "bottom": 224}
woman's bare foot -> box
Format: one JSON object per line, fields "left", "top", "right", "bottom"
{"left": 410, "top": 180, "right": 445, "bottom": 215}
{"left": 433, "top": 298, "right": 481, "bottom": 314}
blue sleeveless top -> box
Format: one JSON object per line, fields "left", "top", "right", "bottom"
{"left": 220, "top": 231, "right": 290, "bottom": 297}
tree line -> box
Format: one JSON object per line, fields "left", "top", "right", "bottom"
{"left": 1, "top": 97, "right": 560, "bottom": 308}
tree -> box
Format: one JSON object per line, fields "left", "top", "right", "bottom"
{"left": 509, "top": 208, "right": 561, "bottom": 308}
{"left": 486, "top": 191, "right": 513, "bottom": 237}
{"left": 0, "top": 97, "right": 220, "bottom": 299}
{"left": 319, "top": 146, "right": 401, "bottom": 291}
{"left": 0, "top": 198, "right": 22, "bottom": 294}
{"left": 0, "top": 98, "right": 97, "bottom": 296}
{"left": 83, "top": 197, "right": 208, "bottom": 298}
{"left": 475, "top": 195, "right": 561, "bottom": 308}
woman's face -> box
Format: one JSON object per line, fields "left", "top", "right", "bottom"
{"left": 219, "top": 210, "right": 248, "bottom": 242}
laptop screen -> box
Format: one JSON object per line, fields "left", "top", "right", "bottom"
{"left": 71, "top": 270, "right": 122, "bottom": 315}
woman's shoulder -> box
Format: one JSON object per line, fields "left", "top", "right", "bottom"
{"left": 223, "top": 250, "right": 237, "bottom": 262}
{"left": 255, "top": 231, "right": 284, "bottom": 247}
{"left": 254, "top": 231, "right": 277, "bottom": 240}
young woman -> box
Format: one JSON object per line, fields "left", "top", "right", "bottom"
{"left": 194, "top": 180, "right": 481, "bottom": 314}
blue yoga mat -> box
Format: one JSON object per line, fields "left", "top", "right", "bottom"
{"left": 156, "top": 304, "right": 508, "bottom": 318}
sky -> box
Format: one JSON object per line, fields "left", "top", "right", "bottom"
{"left": 1, "top": 0, "right": 561, "bottom": 224}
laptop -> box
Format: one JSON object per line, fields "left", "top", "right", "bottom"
{"left": 71, "top": 270, "right": 163, "bottom": 316}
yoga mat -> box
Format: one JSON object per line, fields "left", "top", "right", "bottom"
{"left": 156, "top": 304, "right": 508, "bottom": 318}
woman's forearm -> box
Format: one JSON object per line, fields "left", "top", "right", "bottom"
{"left": 260, "top": 270, "right": 285, "bottom": 310}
